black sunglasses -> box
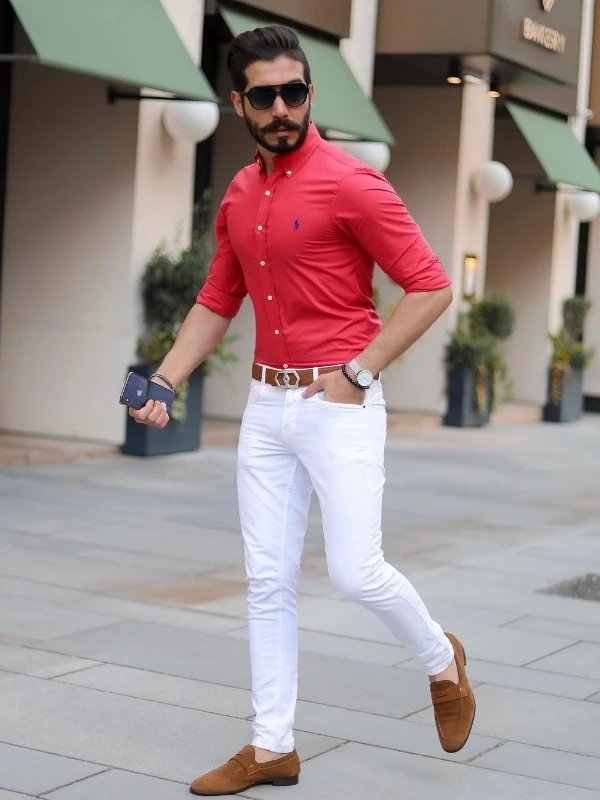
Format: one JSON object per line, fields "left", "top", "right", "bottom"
{"left": 240, "top": 82, "right": 310, "bottom": 111}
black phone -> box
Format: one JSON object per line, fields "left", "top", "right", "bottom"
{"left": 119, "top": 371, "right": 148, "bottom": 410}
{"left": 148, "top": 380, "right": 175, "bottom": 412}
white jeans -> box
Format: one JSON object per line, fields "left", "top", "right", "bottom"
{"left": 237, "top": 378, "right": 453, "bottom": 753}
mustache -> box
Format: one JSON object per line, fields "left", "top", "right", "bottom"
{"left": 261, "top": 120, "right": 301, "bottom": 134}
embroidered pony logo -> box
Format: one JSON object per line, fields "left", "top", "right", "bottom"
{"left": 293, "top": 218, "right": 300, "bottom": 230}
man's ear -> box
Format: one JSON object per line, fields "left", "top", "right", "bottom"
{"left": 231, "top": 90, "right": 244, "bottom": 118}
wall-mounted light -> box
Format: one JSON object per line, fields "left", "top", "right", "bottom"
{"left": 463, "top": 253, "right": 480, "bottom": 300}
{"left": 566, "top": 191, "right": 600, "bottom": 221}
{"left": 471, "top": 160, "right": 513, "bottom": 202}
{"left": 329, "top": 140, "right": 391, "bottom": 173}
{"left": 162, "top": 100, "right": 220, "bottom": 143}
{"left": 447, "top": 57, "right": 462, "bottom": 85}
{"left": 488, "top": 75, "right": 501, "bottom": 98}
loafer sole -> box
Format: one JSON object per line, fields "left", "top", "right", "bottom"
{"left": 190, "top": 775, "right": 299, "bottom": 796}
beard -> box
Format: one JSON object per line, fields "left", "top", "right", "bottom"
{"left": 244, "top": 109, "right": 311, "bottom": 154}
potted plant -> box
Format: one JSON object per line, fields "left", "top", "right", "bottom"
{"left": 543, "top": 296, "right": 594, "bottom": 424}
{"left": 443, "top": 294, "right": 515, "bottom": 428}
{"left": 122, "top": 198, "right": 237, "bottom": 456}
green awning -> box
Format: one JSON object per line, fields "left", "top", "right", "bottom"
{"left": 9, "top": 0, "right": 217, "bottom": 101}
{"left": 506, "top": 101, "right": 600, "bottom": 193}
{"left": 220, "top": 6, "right": 394, "bottom": 145}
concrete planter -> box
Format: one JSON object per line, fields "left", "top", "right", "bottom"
{"left": 443, "top": 366, "right": 492, "bottom": 428}
{"left": 543, "top": 367, "right": 583, "bottom": 423}
{"left": 121, "top": 364, "right": 205, "bottom": 456}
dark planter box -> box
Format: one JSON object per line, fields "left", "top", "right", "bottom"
{"left": 121, "top": 364, "right": 205, "bottom": 456}
{"left": 443, "top": 366, "right": 491, "bottom": 428}
{"left": 543, "top": 367, "right": 583, "bottom": 423}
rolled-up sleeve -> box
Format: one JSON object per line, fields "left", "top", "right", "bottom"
{"left": 335, "top": 169, "right": 451, "bottom": 293}
{"left": 196, "top": 201, "right": 247, "bottom": 318}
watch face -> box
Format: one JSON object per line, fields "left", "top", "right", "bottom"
{"left": 357, "top": 370, "right": 373, "bottom": 388}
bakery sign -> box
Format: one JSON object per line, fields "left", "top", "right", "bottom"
{"left": 522, "top": 1, "right": 566, "bottom": 55}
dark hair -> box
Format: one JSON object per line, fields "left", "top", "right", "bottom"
{"left": 226, "top": 24, "right": 311, "bottom": 92}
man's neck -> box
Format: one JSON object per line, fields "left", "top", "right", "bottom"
{"left": 258, "top": 146, "right": 275, "bottom": 174}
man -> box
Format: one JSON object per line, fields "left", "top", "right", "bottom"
{"left": 131, "top": 24, "right": 475, "bottom": 796}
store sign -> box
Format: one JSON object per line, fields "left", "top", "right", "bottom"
{"left": 523, "top": 16, "right": 566, "bottom": 54}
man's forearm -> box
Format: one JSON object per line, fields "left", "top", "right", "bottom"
{"left": 358, "top": 286, "right": 452, "bottom": 374}
{"left": 156, "top": 303, "right": 232, "bottom": 387}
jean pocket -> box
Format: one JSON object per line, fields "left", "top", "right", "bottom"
{"left": 315, "top": 391, "right": 365, "bottom": 409}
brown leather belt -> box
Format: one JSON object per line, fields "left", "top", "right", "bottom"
{"left": 251, "top": 363, "right": 379, "bottom": 388}
{"left": 252, "top": 363, "right": 342, "bottom": 388}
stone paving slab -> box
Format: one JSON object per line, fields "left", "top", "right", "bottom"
{"left": 505, "top": 614, "right": 600, "bottom": 645}
{"left": 0, "top": 595, "right": 119, "bottom": 644}
{"left": 241, "top": 741, "right": 600, "bottom": 800}
{"left": 65, "top": 595, "right": 244, "bottom": 635}
{"left": 293, "top": 698, "right": 499, "bottom": 762}
{"left": 461, "top": 547, "right": 599, "bottom": 584}
{"left": 0, "top": 741, "right": 104, "bottom": 795}
{"left": 451, "top": 656, "right": 600, "bottom": 700}
{"left": 0, "top": 790, "right": 36, "bottom": 799}
{"left": 39, "top": 620, "right": 256, "bottom": 689}
{"left": 0, "top": 643, "right": 100, "bottom": 679}
{"left": 0, "top": 575, "right": 89, "bottom": 605}
{"left": 528, "top": 642, "right": 600, "bottom": 680}
{"left": 473, "top": 741, "right": 600, "bottom": 792}
{"left": 427, "top": 620, "right": 574, "bottom": 667}
{"left": 0, "top": 540, "right": 212, "bottom": 595}
{"left": 58, "top": 664, "right": 253, "bottom": 718}
{"left": 43, "top": 769, "right": 186, "bottom": 800}
{"left": 409, "top": 684, "right": 600, "bottom": 758}
{"left": 421, "top": 569, "right": 600, "bottom": 627}
{"left": 0, "top": 674, "right": 341, "bottom": 782}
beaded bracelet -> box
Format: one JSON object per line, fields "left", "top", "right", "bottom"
{"left": 148, "top": 372, "right": 176, "bottom": 393}
{"left": 341, "top": 363, "right": 362, "bottom": 389}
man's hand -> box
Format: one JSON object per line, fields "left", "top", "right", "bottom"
{"left": 302, "top": 368, "right": 365, "bottom": 405}
{"left": 128, "top": 400, "right": 170, "bottom": 428}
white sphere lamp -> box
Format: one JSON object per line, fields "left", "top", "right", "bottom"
{"left": 162, "top": 101, "right": 220, "bottom": 143}
{"left": 471, "top": 161, "right": 513, "bottom": 202}
{"left": 331, "top": 140, "right": 391, "bottom": 173}
{"left": 567, "top": 191, "right": 600, "bottom": 222}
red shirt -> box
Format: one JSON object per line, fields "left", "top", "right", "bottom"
{"left": 197, "top": 124, "right": 450, "bottom": 369}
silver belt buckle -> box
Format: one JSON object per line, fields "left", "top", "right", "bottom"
{"left": 274, "top": 368, "right": 300, "bottom": 388}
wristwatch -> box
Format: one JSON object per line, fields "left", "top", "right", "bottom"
{"left": 348, "top": 359, "right": 374, "bottom": 389}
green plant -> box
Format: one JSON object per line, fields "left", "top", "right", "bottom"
{"left": 444, "top": 294, "right": 515, "bottom": 414}
{"left": 136, "top": 193, "right": 237, "bottom": 420}
{"left": 548, "top": 296, "right": 594, "bottom": 404}
{"left": 472, "top": 294, "right": 516, "bottom": 341}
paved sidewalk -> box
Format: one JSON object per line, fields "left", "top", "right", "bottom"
{"left": 1, "top": 416, "right": 600, "bottom": 798}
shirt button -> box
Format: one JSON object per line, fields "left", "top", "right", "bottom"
{"left": 257, "top": 225, "right": 263, "bottom": 231}
{"left": 283, "top": 363, "right": 288, "bottom": 368}
{"left": 259, "top": 260, "right": 266, "bottom": 266}
{"left": 267, "top": 295, "right": 273, "bottom": 300}
{"left": 265, "top": 190, "right": 271, "bottom": 196}
{"left": 286, "top": 170, "right": 292, "bottom": 176}
{"left": 274, "top": 329, "right": 280, "bottom": 335}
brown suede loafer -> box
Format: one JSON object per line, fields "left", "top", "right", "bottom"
{"left": 189, "top": 745, "right": 300, "bottom": 796}
{"left": 430, "top": 632, "right": 476, "bottom": 753}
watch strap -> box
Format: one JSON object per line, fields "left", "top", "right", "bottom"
{"left": 348, "top": 358, "right": 363, "bottom": 376}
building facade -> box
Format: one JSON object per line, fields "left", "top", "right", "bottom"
{"left": 0, "top": 0, "right": 599, "bottom": 443}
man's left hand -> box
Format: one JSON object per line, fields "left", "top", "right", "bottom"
{"left": 302, "top": 368, "right": 365, "bottom": 405}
